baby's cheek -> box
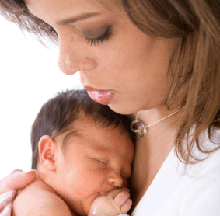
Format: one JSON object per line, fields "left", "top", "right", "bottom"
{"left": 75, "top": 170, "right": 106, "bottom": 197}
{"left": 82, "top": 175, "right": 108, "bottom": 209}
{"left": 82, "top": 176, "right": 101, "bottom": 191}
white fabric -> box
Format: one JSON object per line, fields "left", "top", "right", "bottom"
{"left": 132, "top": 128, "right": 220, "bottom": 216}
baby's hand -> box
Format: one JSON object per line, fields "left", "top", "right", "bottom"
{"left": 88, "top": 189, "right": 132, "bottom": 216}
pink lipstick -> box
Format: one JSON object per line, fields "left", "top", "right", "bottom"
{"left": 84, "top": 86, "right": 114, "bottom": 105}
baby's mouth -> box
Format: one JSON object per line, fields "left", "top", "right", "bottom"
{"left": 97, "top": 191, "right": 110, "bottom": 197}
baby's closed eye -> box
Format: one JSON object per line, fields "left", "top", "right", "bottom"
{"left": 90, "top": 157, "right": 108, "bottom": 166}
{"left": 96, "top": 158, "right": 108, "bottom": 165}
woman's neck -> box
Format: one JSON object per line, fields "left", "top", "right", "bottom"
{"left": 130, "top": 106, "right": 183, "bottom": 208}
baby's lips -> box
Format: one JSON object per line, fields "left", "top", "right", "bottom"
{"left": 98, "top": 191, "right": 109, "bottom": 197}
{"left": 122, "top": 187, "right": 130, "bottom": 193}
{"left": 98, "top": 187, "right": 130, "bottom": 197}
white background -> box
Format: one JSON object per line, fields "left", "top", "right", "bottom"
{"left": 0, "top": 16, "right": 82, "bottom": 179}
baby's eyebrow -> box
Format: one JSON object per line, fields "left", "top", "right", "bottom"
{"left": 56, "top": 12, "right": 101, "bottom": 26}
{"left": 62, "top": 130, "right": 78, "bottom": 146}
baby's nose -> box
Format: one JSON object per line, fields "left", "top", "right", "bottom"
{"left": 108, "top": 173, "right": 126, "bottom": 188}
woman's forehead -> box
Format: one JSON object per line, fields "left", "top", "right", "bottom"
{"left": 26, "top": 0, "right": 122, "bottom": 24}
{"left": 96, "top": 0, "right": 123, "bottom": 9}
{"left": 26, "top": 0, "right": 120, "bottom": 10}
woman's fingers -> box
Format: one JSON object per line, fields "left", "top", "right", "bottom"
{"left": 0, "top": 170, "right": 37, "bottom": 194}
{"left": 0, "top": 203, "right": 13, "bottom": 216}
{"left": 0, "top": 190, "right": 16, "bottom": 214}
{"left": 0, "top": 170, "right": 37, "bottom": 215}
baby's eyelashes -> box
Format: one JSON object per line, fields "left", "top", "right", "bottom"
{"left": 96, "top": 158, "right": 108, "bottom": 166}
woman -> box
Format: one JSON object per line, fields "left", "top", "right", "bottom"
{"left": 0, "top": 0, "right": 220, "bottom": 215}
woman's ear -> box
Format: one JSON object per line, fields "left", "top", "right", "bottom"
{"left": 38, "top": 135, "right": 58, "bottom": 171}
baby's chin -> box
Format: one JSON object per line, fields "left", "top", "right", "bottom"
{"left": 72, "top": 194, "right": 100, "bottom": 216}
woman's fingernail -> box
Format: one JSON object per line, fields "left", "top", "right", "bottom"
{"left": 2, "top": 203, "right": 12, "bottom": 216}
{"left": 1, "top": 190, "right": 16, "bottom": 201}
{"left": 11, "top": 169, "right": 23, "bottom": 173}
{"left": 27, "top": 169, "right": 38, "bottom": 175}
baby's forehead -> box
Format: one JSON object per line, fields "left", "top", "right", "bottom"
{"left": 63, "top": 116, "right": 127, "bottom": 141}
{"left": 68, "top": 114, "right": 126, "bottom": 134}
{"left": 58, "top": 116, "right": 132, "bottom": 148}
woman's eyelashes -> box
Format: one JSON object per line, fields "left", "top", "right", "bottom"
{"left": 82, "top": 25, "right": 112, "bottom": 46}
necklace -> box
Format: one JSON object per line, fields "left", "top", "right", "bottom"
{"left": 131, "top": 109, "right": 181, "bottom": 137}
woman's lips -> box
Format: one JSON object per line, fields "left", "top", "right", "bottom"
{"left": 84, "top": 86, "right": 114, "bottom": 105}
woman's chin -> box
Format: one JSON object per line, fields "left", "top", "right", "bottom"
{"left": 108, "top": 102, "right": 137, "bottom": 115}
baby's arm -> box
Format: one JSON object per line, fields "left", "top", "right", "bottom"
{"left": 12, "top": 180, "right": 73, "bottom": 216}
{"left": 89, "top": 189, "right": 132, "bottom": 216}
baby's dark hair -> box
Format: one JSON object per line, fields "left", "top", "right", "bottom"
{"left": 31, "top": 89, "right": 135, "bottom": 169}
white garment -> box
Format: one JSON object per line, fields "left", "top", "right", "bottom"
{"left": 132, "top": 128, "right": 220, "bottom": 216}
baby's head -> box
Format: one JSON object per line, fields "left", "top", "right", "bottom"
{"left": 31, "top": 89, "right": 135, "bottom": 215}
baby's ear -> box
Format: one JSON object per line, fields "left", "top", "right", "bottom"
{"left": 38, "top": 135, "right": 58, "bottom": 171}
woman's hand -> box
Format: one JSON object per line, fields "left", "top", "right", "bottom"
{"left": 0, "top": 170, "right": 37, "bottom": 216}
{"left": 89, "top": 189, "right": 132, "bottom": 216}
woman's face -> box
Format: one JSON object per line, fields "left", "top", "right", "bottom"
{"left": 27, "top": 0, "right": 175, "bottom": 114}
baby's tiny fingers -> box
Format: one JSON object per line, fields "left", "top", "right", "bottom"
{"left": 114, "top": 191, "right": 130, "bottom": 207}
{"left": 120, "top": 198, "right": 132, "bottom": 214}
{"left": 0, "top": 203, "right": 13, "bottom": 216}
{"left": 0, "top": 190, "right": 16, "bottom": 212}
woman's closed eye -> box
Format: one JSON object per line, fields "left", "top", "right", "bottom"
{"left": 80, "top": 25, "right": 112, "bottom": 46}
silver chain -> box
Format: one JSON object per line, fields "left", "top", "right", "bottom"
{"left": 131, "top": 109, "right": 181, "bottom": 137}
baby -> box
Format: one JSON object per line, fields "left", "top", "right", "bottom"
{"left": 12, "top": 89, "right": 135, "bottom": 216}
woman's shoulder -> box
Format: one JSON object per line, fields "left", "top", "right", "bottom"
{"left": 12, "top": 178, "right": 73, "bottom": 216}
{"left": 180, "top": 130, "right": 220, "bottom": 180}
{"left": 178, "top": 163, "right": 220, "bottom": 215}
{"left": 178, "top": 129, "right": 220, "bottom": 214}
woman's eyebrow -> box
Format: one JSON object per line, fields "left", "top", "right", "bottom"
{"left": 56, "top": 12, "right": 101, "bottom": 25}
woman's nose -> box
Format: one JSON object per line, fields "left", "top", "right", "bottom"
{"left": 58, "top": 35, "right": 97, "bottom": 75}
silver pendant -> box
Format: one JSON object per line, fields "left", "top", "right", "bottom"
{"left": 131, "top": 120, "right": 147, "bottom": 137}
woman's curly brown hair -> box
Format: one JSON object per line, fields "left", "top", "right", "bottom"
{"left": 0, "top": 0, "right": 220, "bottom": 163}
{"left": 0, "top": 0, "right": 57, "bottom": 44}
